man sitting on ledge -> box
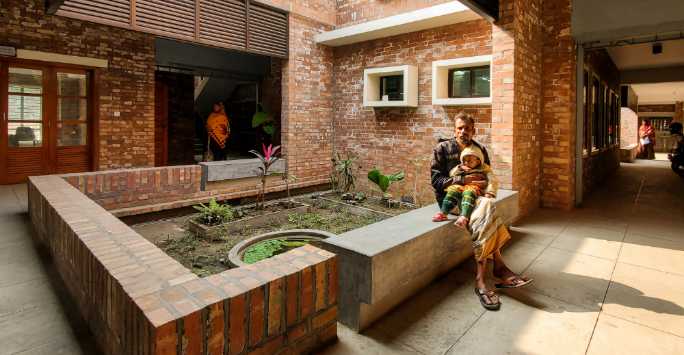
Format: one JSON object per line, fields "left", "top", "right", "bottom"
{"left": 430, "top": 112, "right": 532, "bottom": 311}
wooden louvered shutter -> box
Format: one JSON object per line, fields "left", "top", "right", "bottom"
{"left": 57, "top": 0, "right": 131, "bottom": 28}
{"left": 199, "top": 0, "right": 248, "bottom": 51}
{"left": 247, "top": 2, "right": 288, "bottom": 58}
{"left": 135, "top": 0, "right": 196, "bottom": 40}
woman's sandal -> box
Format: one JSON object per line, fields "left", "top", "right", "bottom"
{"left": 475, "top": 288, "right": 501, "bottom": 311}
{"left": 494, "top": 275, "right": 534, "bottom": 289}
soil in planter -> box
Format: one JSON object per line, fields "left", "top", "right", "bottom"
{"left": 132, "top": 196, "right": 385, "bottom": 277}
{"left": 323, "top": 192, "right": 416, "bottom": 216}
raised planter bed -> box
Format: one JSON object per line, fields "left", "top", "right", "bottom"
{"left": 188, "top": 200, "right": 311, "bottom": 240}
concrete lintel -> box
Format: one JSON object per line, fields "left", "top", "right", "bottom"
{"left": 314, "top": 1, "right": 480, "bottom": 47}
{"left": 199, "top": 158, "right": 286, "bottom": 189}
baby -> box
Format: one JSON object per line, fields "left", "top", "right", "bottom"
{"left": 432, "top": 146, "right": 498, "bottom": 227}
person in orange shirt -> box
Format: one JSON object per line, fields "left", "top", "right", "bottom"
{"left": 206, "top": 102, "right": 230, "bottom": 161}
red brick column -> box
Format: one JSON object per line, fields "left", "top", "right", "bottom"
{"left": 541, "top": 0, "right": 577, "bottom": 210}
{"left": 491, "top": 0, "right": 544, "bottom": 216}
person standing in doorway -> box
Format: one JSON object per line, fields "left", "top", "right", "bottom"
{"left": 431, "top": 112, "right": 532, "bottom": 311}
{"left": 206, "top": 102, "right": 230, "bottom": 161}
{"left": 638, "top": 119, "right": 656, "bottom": 160}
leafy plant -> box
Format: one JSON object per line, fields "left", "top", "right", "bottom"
{"left": 287, "top": 212, "right": 325, "bottom": 229}
{"left": 331, "top": 152, "right": 359, "bottom": 193}
{"left": 193, "top": 199, "right": 235, "bottom": 226}
{"left": 250, "top": 144, "right": 281, "bottom": 210}
{"left": 368, "top": 168, "right": 405, "bottom": 200}
{"left": 243, "top": 238, "right": 309, "bottom": 264}
{"left": 252, "top": 104, "right": 276, "bottom": 138}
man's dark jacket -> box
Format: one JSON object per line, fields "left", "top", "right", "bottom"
{"left": 430, "top": 138, "right": 491, "bottom": 203}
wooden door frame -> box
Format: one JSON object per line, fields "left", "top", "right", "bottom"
{"left": 155, "top": 80, "right": 169, "bottom": 167}
{"left": 0, "top": 57, "right": 98, "bottom": 183}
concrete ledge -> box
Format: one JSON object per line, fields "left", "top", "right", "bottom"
{"left": 200, "top": 158, "right": 285, "bottom": 189}
{"left": 621, "top": 144, "right": 638, "bottom": 163}
{"left": 321, "top": 190, "right": 518, "bottom": 331}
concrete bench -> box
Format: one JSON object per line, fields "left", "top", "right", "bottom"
{"left": 321, "top": 190, "right": 519, "bottom": 331}
{"left": 620, "top": 144, "right": 638, "bottom": 163}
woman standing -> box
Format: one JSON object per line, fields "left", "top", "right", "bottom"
{"left": 638, "top": 119, "right": 656, "bottom": 160}
{"left": 206, "top": 102, "right": 230, "bottom": 161}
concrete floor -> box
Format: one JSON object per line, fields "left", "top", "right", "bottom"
{"left": 0, "top": 185, "right": 99, "bottom": 354}
{"left": 1, "top": 159, "right": 683, "bottom": 355}
{"left": 319, "top": 159, "right": 684, "bottom": 355}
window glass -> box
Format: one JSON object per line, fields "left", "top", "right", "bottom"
{"left": 8, "top": 122, "right": 42, "bottom": 147}
{"left": 9, "top": 68, "right": 42, "bottom": 94}
{"left": 9, "top": 95, "right": 42, "bottom": 121}
{"left": 58, "top": 72, "right": 87, "bottom": 96}
{"left": 380, "top": 75, "right": 403, "bottom": 101}
{"left": 58, "top": 98, "right": 87, "bottom": 121}
{"left": 450, "top": 69, "right": 471, "bottom": 97}
{"left": 472, "top": 67, "right": 490, "bottom": 97}
{"left": 58, "top": 123, "right": 87, "bottom": 146}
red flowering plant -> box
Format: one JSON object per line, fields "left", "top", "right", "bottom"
{"left": 249, "top": 144, "right": 281, "bottom": 210}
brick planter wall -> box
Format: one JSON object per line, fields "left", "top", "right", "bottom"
{"left": 1, "top": 0, "right": 156, "bottom": 169}
{"left": 28, "top": 175, "right": 338, "bottom": 355}
{"left": 332, "top": 20, "right": 493, "bottom": 204}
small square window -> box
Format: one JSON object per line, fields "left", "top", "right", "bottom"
{"left": 379, "top": 75, "right": 403, "bottom": 101}
{"left": 448, "top": 66, "right": 490, "bottom": 98}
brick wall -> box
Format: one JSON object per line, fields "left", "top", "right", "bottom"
{"left": 1, "top": 0, "right": 156, "bottom": 170}
{"left": 332, "top": 20, "right": 493, "bottom": 204}
{"left": 63, "top": 165, "right": 202, "bottom": 210}
{"left": 29, "top": 175, "right": 338, "bottom": 355}
{"left": 335, "top": 0, "right": 453, "bottom": 27}
{"left": 582, "top": 147, "right": 620, "bottom": 196}
{"left": 491, "top": 0, "right": 543, "bottom": 216}
{"left": 620, "top": 107, "right": 639, "bottom": 148}
{"left": 541, "top": 0, "right": 576, "bottom": 210}
{"left": 281, "top": 14, "right": 336, "bottom": 188}
{"left": 254, "top": 0, "right": 337, "bottom": 26}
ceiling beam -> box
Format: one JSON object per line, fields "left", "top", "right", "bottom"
{"left": 45, "top": 0, "right": 66, "bottom": 15}
{"left": 622, "top": 65, "right": 684, "bottom": 84}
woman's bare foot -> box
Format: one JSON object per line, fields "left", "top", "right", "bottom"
{"left": 455, "top": 216, "right": 469, "bottom": 228}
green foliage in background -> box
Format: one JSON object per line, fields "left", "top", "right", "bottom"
{"left": 193, "top": 198, "right": 235, "bottom": 226}
{"left": 367, "top": 168, "right": 405, "bottom": 196}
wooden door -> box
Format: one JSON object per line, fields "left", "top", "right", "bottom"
{"left": 154, "top": 80, "right": 168, "bottom": 167}
{"left": 54, "top": 69, "right": 92, "bottom": 174}
{"left": 0, "top": 61, "right": 92, "bottom": 184}
{"left": 1, "top": 63, "right": 49, "bottom": 184}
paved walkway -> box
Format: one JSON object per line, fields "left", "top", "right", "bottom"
{"left": 320, "top": 159, "right": 684, "bottom": 355}
{"left": 0, "top": 184, "right": 98, "bottom": 354}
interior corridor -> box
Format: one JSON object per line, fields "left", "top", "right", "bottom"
{"left": 320, "top": 159, "right": 684, "bottom": 355}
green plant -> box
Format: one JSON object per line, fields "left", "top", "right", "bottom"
{"left": 250, "top": 144, "right": 281, "bottom": 210}
{"left": 243, "top": 238, "right": 309, "bottom": 264}
{"left": 287, "top": 212, "right": 325, "bottom": 229}
{"left": 331, "top": 152, "right": 359, "bottom": 193}
{"left": 252, "top": 104, "right": 276, "bottom": 138}
{"left": 193, "top": 199, "right": 235, "bottom": 226}
{"left": 368, "top": 168, "right": 405, "bottom": 200}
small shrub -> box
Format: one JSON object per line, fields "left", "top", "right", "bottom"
{"left": 193, "top": 198, "right": 235, "bottom": 226}
{"left": 287, "top": 212, "right": 325, "bottom": 229}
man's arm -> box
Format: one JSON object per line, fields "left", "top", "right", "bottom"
{"left": 430, "top": 144, "right": 453, "bottom": 193}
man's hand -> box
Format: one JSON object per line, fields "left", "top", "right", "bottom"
{"left": 464, "top": 176, "right": 487, "bottom": 189}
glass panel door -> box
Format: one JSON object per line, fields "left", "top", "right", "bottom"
{"left": 8, "top": 67, "right": 43, "bottom": 148}
{"left": 56, "top": 71, "right": 88, "bottom": 146}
